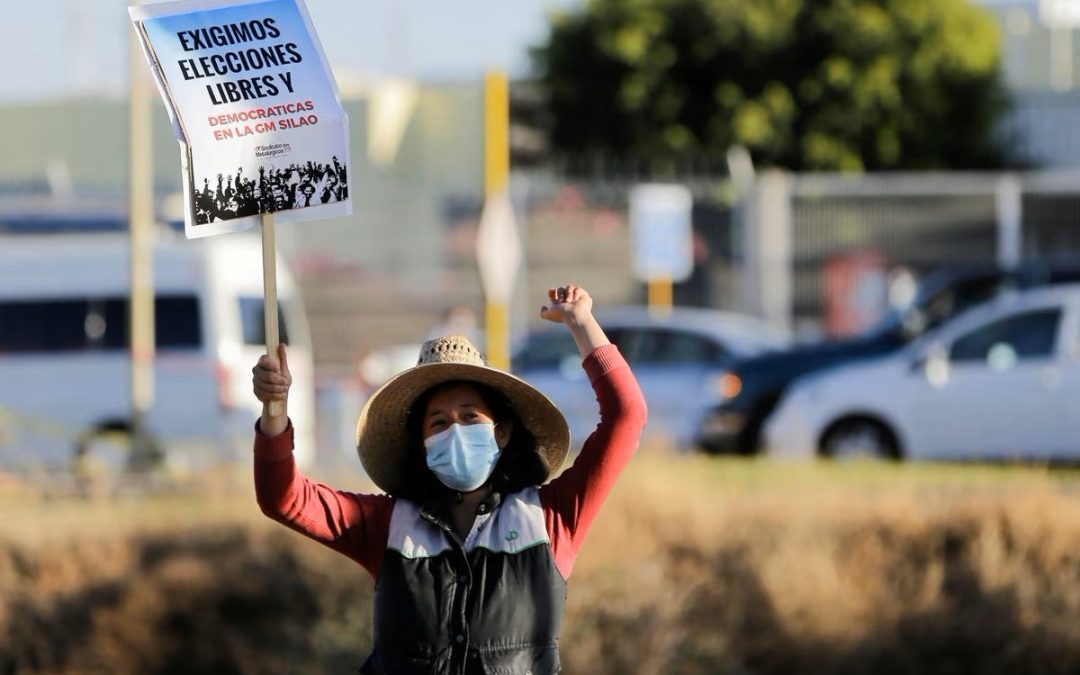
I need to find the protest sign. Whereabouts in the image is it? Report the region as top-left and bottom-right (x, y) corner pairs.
(129, 0), (351, 238)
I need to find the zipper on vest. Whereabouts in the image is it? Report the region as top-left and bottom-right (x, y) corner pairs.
(419, 508), (473, 675)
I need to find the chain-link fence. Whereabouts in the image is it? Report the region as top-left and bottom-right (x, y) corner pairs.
(507, 169), (1080, 344)
(783, 172), (1080, 336)
(8, 167), (1080, 369)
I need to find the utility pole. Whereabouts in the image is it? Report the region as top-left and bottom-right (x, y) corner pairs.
(129, 6), (157, 470)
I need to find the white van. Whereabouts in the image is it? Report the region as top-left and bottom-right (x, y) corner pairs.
(0, 229), (315, 477)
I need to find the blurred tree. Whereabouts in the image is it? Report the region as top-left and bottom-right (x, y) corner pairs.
(531, 0), (1010, 172)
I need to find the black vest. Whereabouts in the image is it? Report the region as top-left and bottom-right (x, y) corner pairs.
(361, 488), (566, 675)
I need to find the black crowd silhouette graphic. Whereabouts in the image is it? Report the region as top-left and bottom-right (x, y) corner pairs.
(194, 156), (348, 223)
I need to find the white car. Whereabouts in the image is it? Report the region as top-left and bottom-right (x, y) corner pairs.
(764, 284), (1080, 462)
(512, 306), (790, 451)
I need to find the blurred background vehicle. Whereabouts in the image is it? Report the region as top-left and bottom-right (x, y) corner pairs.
(763, 283), (1080, 462)
(697, 259), (1080, 455)
(0, 224), (316, 478)
(511, 306), (789, 451)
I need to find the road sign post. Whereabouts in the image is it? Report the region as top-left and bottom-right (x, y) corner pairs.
(476, 191), (521, 370)
(480, 71), (516, 370)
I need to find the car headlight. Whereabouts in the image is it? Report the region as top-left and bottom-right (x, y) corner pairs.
(713, 371), (743, 400)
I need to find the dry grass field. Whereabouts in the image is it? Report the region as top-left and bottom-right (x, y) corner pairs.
(1, 453), (1078, 674)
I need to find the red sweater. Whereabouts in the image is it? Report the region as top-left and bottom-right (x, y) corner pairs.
(254, 343), (647, 580)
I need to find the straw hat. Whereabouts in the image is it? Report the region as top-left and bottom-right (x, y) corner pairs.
(356, 335), (570, 495)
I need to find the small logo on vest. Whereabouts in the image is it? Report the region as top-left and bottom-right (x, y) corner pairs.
(506, 530), (519, 541)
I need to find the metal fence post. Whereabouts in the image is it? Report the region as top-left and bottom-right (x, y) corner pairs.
(740, 170), (793, 334)
(995, 174), (1022, 267)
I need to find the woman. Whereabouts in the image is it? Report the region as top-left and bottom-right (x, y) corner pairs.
(252, 284), (647, 674)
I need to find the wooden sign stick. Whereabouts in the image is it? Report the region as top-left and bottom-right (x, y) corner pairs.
(262, 212), (285, 418)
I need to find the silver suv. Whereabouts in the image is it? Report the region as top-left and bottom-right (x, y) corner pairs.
(512, 306), (789, 451)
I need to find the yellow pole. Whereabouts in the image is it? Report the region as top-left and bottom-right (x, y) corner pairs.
(484, 72), (509, 197)
(129, 11), (156, 468)
(484, 71), (510, 370)
(647, 276), (673, 318)
(485, 302), (510, 369)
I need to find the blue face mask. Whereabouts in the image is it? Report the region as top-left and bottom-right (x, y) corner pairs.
(424, 422), (502, 492)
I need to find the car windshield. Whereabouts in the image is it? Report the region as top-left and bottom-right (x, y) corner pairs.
(512, 330), (578, 371)
(858, 271), (1016, 344)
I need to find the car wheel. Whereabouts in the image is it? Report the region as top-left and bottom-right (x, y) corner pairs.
(735, 417), (765, 456)
(820, 418), (900, 460)
(73, 424), (165, 494)
(699, 440), (728, 455)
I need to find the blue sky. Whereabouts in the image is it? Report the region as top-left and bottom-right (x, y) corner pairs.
(0, 0), (581, 102)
